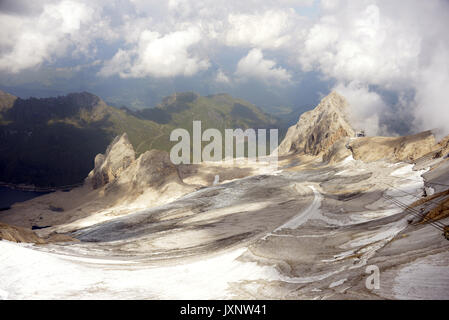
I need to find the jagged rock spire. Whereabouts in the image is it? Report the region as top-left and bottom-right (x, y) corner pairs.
(86, 133), (135, 189)
(278, 91), (355, 156)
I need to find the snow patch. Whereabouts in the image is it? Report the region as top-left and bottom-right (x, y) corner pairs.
(393, 251), (449, 300)
(329, 278), (347, 288)
(0, 240), (291, 299)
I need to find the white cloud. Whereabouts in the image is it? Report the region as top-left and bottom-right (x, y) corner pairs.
(412, 47), (449, 138)
(215, 69), (231, 84)
(299, 3), (421, 86)
(99, 27), (210, 78)
(235, 48), (291, 84)
(97, 49), (132, 78)
(225, 10), (295, 49)
(298, 0), (449, 135)
(0, 0), (96, 73)
(333, 82), (387, 136)
(2, 0), (449, 138)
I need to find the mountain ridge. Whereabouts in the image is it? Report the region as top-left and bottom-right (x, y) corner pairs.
(279, 91), (448, 164)
(0, 90), (283, 187)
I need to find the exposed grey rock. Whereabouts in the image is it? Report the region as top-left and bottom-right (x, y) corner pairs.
(278, 91), (355, 156)
(130, 149), (182, 190)
(86, 132), (185, 196)
(348, 130), (437, 163)
(87, 133), (135, 189)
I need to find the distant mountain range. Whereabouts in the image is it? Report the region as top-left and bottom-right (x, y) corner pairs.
(0, 90), (285, 187)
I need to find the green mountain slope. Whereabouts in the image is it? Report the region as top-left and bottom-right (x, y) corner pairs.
(133, 92), (282, 154)
(0, 90), (284, 187)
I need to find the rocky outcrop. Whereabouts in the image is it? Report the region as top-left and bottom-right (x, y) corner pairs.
(348, 131), (437, 163)
(0, 222), (76, 244)
(278, 91), (355, 156)
(0, 90), (17, 112)
(322, 130), (437, 164)
(130, 149), (181, 189)
(87, 133), (135, 189)
(278, 91), (440, 165)
(435, 134), (449, 159)
(322, 138), (353, 164)
(0, 222), (46, 244)
(86, 133), (184, 192)
(0, 133), (192, 231)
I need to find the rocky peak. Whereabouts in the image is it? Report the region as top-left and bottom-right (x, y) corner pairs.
(87, 133), (136, 189)
(3, 91), (107, 123)
(278, 91), (355, 156)
(65, 92), (102, 109)
(86, 133), (183, 192)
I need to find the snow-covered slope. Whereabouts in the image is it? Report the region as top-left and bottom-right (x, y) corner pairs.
(1, 91), (449, 300)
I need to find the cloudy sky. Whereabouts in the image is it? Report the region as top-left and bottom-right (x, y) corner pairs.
(1, 0), (449, 136)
